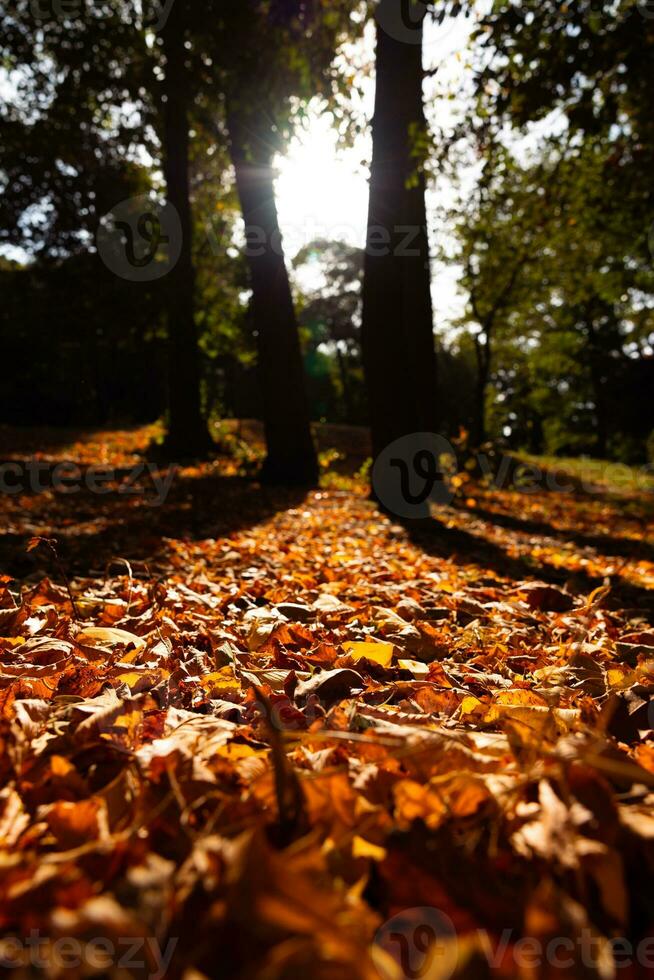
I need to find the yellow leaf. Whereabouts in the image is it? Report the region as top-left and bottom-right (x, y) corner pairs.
(607, 667), (632, 689)
(113, 670), (163, 692)
(199, 667), (240, 692)
(459, 695), (484, 717)
(217, 742), (259, 761)
(493, 689), (547, 707)
(114, 671), (144, 688)
(351, 835), (387, 862)
(342, 641), (394, 667)
(77, 626), (145, 652)
(394, 779), (446, 829)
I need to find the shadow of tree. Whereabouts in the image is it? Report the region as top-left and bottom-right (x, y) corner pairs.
(453, 500), (654, 565)
(0, 469), (308, 579)
(401, 513), (654, 613)
(2, 450), (653, 617)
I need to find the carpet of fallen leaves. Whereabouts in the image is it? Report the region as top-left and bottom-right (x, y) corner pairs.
(1, 427), (654, 979)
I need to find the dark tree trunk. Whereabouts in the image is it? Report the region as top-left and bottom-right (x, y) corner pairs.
(160, 0), (210, 456)
(584, 314), (609, 458)
(333, 343), (354, 422)
(589, 355), (609, 458)
(473, 377), (487, 446)
(228, 107), (318, 486)
(527, 412), (545, 455)
(473, 332), (490, 445)
(361, 4), (438, 464)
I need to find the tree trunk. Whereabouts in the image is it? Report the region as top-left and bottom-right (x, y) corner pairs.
(527, 412), (544, 455)
(228, 106), (318, 486)
(584, 315), (609, 458)
(589, 354), (609, 458)
(473, 377), (487, 446)
(473, 332), (490, 445)
(333, 342), (354, 422)
(361, 3), (438, 464)
(160, 0), (210, 456)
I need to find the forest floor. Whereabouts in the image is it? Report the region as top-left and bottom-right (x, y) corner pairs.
(1, 424), (654, 979)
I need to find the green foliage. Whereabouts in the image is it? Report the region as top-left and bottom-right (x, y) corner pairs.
(445, 6), (654, 458)
(0, 1), (158, 254)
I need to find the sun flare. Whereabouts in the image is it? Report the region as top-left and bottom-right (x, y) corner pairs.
(275, 114), (370, 259)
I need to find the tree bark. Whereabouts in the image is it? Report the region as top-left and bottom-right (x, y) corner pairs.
(585, 316), (609, 458)
(334, 343), (354, 422)
(361, 4), (438, 464)
(160, 0), (210, 456)
(228, 106), (318, 486)
(473, 331), (490, 445)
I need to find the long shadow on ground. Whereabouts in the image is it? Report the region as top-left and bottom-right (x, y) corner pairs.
(453, 500), (654, 565)
(0, 470), (308, 580)
(402, 514), (654, 614)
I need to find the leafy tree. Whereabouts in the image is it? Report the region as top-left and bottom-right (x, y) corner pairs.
(452, 136), (654, 458)
(0, 1), (154, 255)
(472, 0), (654, 281)
(437, 0), (654, 458)
(447, 147), (557, 443)
(475, 0), (654, 169)
(521, 140), (654, 458)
